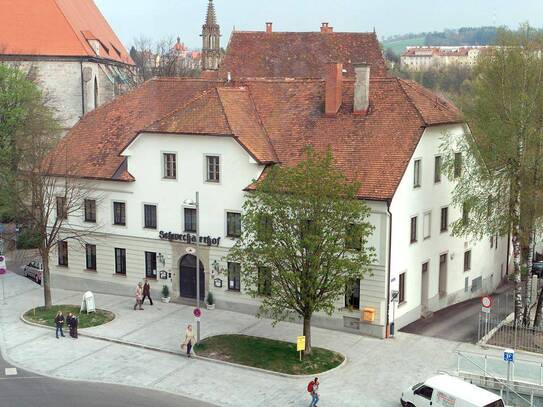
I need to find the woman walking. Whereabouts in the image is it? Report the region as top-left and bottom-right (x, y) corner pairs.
(182, 324), (196, 357)
(133, 282), (144, 310)
(142, 278), (153, 305)
(54, 311), (65, 339)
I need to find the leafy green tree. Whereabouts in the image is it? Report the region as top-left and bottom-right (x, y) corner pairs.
(229, 148), (375, 355)
(441, 26), (543, 324)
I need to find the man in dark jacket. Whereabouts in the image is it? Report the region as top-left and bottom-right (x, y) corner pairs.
(54, 311), (65, 339)
(142, 278), (153, 305)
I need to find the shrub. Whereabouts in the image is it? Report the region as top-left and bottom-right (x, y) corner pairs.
(161, 285), (170, 298)
(206, 291), (214, 305)
(16, 227), (41, 249)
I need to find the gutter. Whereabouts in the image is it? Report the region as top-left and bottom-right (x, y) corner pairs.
(385, 198), (392, 338)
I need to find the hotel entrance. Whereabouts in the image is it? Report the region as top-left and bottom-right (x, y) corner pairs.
(179, 254), (205, 299)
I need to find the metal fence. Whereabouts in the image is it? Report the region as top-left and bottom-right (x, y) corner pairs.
(484, 317), (543, 354)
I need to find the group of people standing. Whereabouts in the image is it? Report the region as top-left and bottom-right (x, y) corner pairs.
(54, 311), (78, 339)
(134, 279), (153, 310)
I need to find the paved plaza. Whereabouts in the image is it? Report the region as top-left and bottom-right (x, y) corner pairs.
(0, 270), (531, 406)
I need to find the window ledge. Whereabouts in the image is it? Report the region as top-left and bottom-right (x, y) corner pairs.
(84, 269), (97, 273)
(112, 273), (127, 278)
(57, 265), (69, 268)
(226, 289), (241, 294)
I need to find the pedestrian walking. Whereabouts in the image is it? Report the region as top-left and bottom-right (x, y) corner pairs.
(307, 377), (319, 407)
(181, 324), (196, 357)
(133, 282), (144, 310)
(54, 310), (65, 339)
(142, 278), (153, 306)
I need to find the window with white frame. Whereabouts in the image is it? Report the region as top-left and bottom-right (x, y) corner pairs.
(423, 212), (431, 239)
(413, 159), (421, 188)
(206, 155), (220, 182)
(410, 216), (418, 243)
(144, 204), (157, 229)
(163, 153), (177, 179)
(434, 156), (442, 183)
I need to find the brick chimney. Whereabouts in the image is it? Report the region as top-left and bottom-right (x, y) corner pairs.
(325, 63), (343, 116)
(321, 22), (333, 33)
(353, 63), (370, 114)
(266, 22), (273, 33)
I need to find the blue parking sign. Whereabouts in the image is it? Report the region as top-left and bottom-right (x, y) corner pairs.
(503, 350), (514, 362)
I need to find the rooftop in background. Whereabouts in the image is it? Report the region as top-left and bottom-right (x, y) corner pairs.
(0, 0), (133, 65)
(219, 22), (387, 79)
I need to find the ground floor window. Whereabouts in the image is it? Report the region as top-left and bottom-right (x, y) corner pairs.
(345, 278), (360, 309)
(399, 272), (406, 303)
(115, 248), (126, 275)
(58, 241), (68, 266)
(145, 251), (157, 279)
(227, 262), (241, 291)
(86, 244), (96, 270)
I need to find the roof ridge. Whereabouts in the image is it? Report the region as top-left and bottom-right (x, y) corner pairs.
(396, 78), (427, 126)
(214, 88), (235, 135)
(244, 88), (280, 163)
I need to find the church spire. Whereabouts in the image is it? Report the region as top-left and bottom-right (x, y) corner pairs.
(201, 0), (221, 71)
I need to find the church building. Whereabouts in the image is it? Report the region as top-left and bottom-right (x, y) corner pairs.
(0, 0), (135, 131)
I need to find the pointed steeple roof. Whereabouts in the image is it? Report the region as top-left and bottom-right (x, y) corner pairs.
(205, 0), (218, 27)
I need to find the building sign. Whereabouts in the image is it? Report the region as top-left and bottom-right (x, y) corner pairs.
(159, 231), (221, 247)
(159, 270), (168, 280)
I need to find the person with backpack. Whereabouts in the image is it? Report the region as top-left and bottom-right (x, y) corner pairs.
(307, 377), (319, 406)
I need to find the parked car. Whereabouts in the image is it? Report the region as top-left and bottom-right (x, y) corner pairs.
(401, 374), (505, 407)
(23, 261), (43, 285)
(532, 261), (543, 278)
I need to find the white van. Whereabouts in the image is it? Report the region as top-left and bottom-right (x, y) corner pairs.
(401, 374), (505, 407)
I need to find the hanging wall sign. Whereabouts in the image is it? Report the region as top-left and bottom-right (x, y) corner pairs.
(214, 278), (223, 288)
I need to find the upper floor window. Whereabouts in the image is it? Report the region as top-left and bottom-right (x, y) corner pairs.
(84, 199), (96, 223)
(440, 207), (448, 232)
(413, 159), (421, 188)
(399, 272), (406, 303)
(464, 250), (472, 271)
(434, 156), (442, 183)
(462, 202), (469, 225)
(56, 196), (67, 220)
(423, 212), (431, 240)
(226, 212), (241, 238)
(113, 202), (126, 226)
(184, 208), (197, 233)
(163, 153), (177, 179)
(144, 204), (157, 229)
(58, 241), (68, 266)
(206, 155), (220, 182)
(346, 224), (362, 251)
(454, 152), (462, 178)
(257, 267), (272, 296)
(410, 216), (418, 243)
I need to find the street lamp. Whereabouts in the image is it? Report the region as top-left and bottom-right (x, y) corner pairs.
(183, 192), (201, 342)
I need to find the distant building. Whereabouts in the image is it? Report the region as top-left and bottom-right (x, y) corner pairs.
(0, 0), (135, 131)
(400, 46), (489, 71)
(201, 0), (222, 72)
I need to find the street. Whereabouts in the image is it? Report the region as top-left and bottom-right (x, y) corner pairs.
(400, 283), (514, 343)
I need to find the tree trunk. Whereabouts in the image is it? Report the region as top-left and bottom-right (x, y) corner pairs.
(303, 315), (312, 356)
(522, 232), (534, 326)
(41, 246), (52, 309)
(512, 224), (523, 325)
(534, 286), (543, 328)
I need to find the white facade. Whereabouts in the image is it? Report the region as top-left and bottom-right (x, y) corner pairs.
(400, 46), (484, 72)
(49, 124), (507, 338)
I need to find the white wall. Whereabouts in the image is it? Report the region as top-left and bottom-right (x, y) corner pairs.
(390, 124), (508, 328)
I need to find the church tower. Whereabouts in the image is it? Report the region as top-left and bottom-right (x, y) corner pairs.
(201, 0), (221, 71)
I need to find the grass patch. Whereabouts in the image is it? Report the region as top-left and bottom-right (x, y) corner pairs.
(194, 334), (344, 375)
(24, 305), (114, 328)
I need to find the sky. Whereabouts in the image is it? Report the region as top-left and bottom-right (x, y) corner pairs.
(95, 0), (543, 49)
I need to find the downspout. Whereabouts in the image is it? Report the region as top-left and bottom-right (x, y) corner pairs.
(386, 199), (392, 338)
(80, 61), (85, 118)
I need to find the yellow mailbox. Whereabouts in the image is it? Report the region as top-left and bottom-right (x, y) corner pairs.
(362, 307), (375, 322)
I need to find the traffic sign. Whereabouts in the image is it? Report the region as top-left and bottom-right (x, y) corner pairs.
(481, 307), (490, 314)
(481, 296), (493, 308)
(193, 308), (202, 318)
(504, 349), (514, 362)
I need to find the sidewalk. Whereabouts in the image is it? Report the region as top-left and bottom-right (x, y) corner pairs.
(0, 271), (517, 406)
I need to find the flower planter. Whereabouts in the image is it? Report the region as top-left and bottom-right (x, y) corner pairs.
(161, 297), (171, 303)
(206, 303), (215, 310)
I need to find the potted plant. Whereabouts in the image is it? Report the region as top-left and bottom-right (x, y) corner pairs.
(161, 285), (171, 303)
(206, 291), (215, 310)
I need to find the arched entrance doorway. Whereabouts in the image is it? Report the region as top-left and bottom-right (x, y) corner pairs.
(179, 254), (205, 299)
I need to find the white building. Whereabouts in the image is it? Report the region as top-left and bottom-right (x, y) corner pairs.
(0, 0), (135, 131)
(400, 46), (488, 72)
(46, 59), (508, 337)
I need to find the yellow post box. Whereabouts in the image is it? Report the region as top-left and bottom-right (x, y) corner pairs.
(362, 307), (375, 322)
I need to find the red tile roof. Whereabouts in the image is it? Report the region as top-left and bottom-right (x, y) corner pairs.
(48, 76), (461, 200)
(219, 31), (387, 79)
(0, 0), (133, 65)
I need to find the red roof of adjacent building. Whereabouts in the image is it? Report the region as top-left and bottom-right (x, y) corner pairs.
(0, 0), (133, 65)
(219, 30), (387, 79)
(47, 76), (461, 200)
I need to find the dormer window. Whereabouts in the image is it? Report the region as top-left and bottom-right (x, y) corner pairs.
(89, 39), (100, 56)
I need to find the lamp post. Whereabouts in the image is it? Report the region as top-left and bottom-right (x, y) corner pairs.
(184, 192), (201, 342)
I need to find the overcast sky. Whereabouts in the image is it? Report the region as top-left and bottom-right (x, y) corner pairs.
(95, 0), (543, 49)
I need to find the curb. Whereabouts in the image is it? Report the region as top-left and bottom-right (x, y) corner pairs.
(20, 313), (347, 379)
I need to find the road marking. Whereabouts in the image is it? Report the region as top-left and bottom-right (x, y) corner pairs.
(5, 368), (17, 376)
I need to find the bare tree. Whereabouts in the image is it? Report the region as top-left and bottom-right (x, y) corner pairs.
(0, 64), (101, 308)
